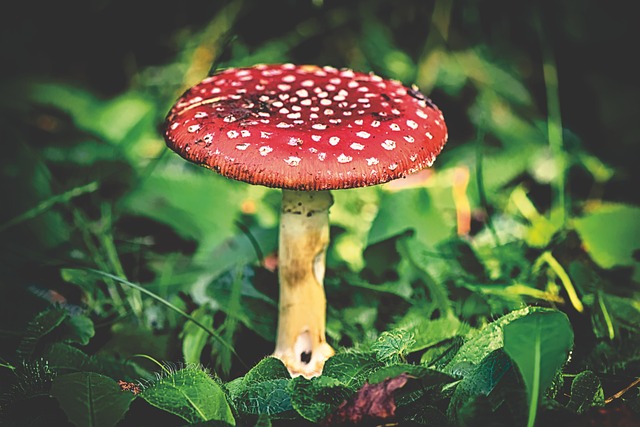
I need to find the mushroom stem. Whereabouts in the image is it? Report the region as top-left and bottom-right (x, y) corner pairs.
(273, 189), (335, 378)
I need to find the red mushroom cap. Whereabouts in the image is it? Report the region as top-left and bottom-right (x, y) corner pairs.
(164, 64), (448, 191)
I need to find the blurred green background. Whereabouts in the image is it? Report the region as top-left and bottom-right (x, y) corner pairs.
(1, 0), (639, 389)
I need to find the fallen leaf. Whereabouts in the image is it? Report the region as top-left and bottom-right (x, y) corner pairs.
(324, 373), (409, 425)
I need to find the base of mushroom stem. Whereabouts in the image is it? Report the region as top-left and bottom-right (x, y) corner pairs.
(273, 340), (335, 378)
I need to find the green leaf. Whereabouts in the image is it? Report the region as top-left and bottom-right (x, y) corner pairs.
(140, 366), (235, 425)
(122, 171), (247, 250)
(447, 349), (524, 425)
(503, 310), (574, 427)
(394, 311), (466, 352)
(322, 352), (383, 391)
(442, 306), (542, 375)
(242, 357), (290, 384)
(367, 188), (451, 249)
(231, 357), (293, 417)
(289, 375), (352, 423)
(573, 204), (640, 273)
(59, 313), (95, 346)
(235, 379), (293, 416)
(17, 308), (67, 358)
(371, 330), (416, 365)
(181, 306), (214, 365)
(50, 372), (135, 427)
(43, 343), (91, 372)
(566, 370), (605, 414)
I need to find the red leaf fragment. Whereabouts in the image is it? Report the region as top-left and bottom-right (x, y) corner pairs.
(325, 373), (410, 426)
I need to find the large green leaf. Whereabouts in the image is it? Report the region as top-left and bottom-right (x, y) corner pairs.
(289, 375), (352, 423)
(503, 310), (574, 427)
(367, 187), (452, 249)
(50, 372), (135, 427)
(447, 349), (525, 426)
(122, 170), (247, 250)
(573, 204), (640, 276)
(442, 306), (539, 375)
(17, 307), (95, 358)
(231, 357), (294, 417)
(140, 366), (235, 425)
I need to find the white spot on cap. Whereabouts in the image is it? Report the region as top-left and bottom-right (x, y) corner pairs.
(416, 110), (428, 119)
(277, 84), (291, 91)
(282, 75), (296, 83)
(382, 139), (396, 150)
(371, 120), (380, 128)
(425, 132), (433, 139)
(320, 99), (332, 106)
(324, 109), (334, 115)
(241, 130), (251, 137)
(284, 156), (301, 166)
(171, 122), (179, 130)
(277, 122), (292, 128)
(329, 136), (340, 145)
(295, 89), (309, 98)
(259, 146), (273, 156)
(194, 112), (208, 118)
(318, 152), (327, 161)
(356, 131), (370, 139)
(272, 101), (284, 108)
(227, 130), (239, 139)
(301, 99), (312, 106)
(366, 157), (379, 166)
(337, 154), (353, 163)
(288, 137), (302, 146)
(388, 163), (398, 170)
(211, 87), (221, 94)
(350, 142), (365, 150)
(355, 119), (363, 125)
(224, 116), (236, 123)
(406, 120), (418, 129)
(310, 113), (319, 119)
(235, 143), (250, 150)
(348, 81), (359, 88)
(301, 79), (314, 87)
(279, 107), (290, 114)
(312, 135), (321, 142)
(403, 135), (415, 143)
(410, 154), (418, 161)
(389, 123), (401, 131)
(392, 109), (401, 115)
(287, 112), (301, 119)
(261, 132), (272, 139)
(188, 124), (201, 133)
(312, 124), (327, 130)
(203, 134), (214, 143)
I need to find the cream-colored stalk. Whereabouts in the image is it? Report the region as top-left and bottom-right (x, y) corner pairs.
(272, 189), (335, 378)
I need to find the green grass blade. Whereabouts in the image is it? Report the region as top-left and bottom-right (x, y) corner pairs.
(85, 269), (246, 368)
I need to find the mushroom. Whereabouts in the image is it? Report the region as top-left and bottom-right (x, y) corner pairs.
(163, 64), (448, 378)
